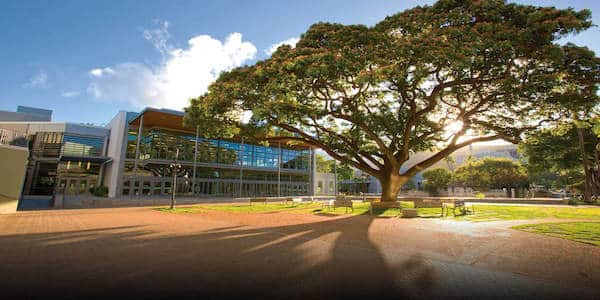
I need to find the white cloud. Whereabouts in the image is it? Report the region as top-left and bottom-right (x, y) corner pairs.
(143, 20), (172, 56)
(90, 67), (114, 77)
(87, 62), (164, 107)
(23, 69), (48, 88)
(265, 37), (299, 55)
(87, 22), (257, 110)
(61, 90), (80, 98)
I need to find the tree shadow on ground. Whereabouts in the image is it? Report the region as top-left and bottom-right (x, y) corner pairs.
(0, 212), (437, 299)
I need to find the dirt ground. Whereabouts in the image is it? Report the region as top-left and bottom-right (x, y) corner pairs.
(0, 206), (598, 300)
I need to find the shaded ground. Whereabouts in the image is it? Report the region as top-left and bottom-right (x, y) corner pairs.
(0, 207), (599, 299)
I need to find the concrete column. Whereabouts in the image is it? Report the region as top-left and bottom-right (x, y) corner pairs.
(309, 147), (316, 196)
(133, 114), (143, 177)
(277, 142), (281, 198)
(239, 137), (244, 198)
(192, 125), (199, 196)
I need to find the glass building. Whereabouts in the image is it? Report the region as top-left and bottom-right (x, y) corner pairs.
(0, 106), (317, 208)
(119, 108), (313, 198)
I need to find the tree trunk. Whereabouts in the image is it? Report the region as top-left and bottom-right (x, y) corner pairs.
(379, 175), (407, 202)
(577, 126), (593, 203)
(593, 148), (600, 196)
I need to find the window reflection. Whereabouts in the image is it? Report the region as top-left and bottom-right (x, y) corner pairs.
(126, 128), (310, 170)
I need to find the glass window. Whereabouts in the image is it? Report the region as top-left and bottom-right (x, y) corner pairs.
(62, 134), (104, 157)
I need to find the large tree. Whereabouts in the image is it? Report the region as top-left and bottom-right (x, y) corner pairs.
(185, 0), (599, 201)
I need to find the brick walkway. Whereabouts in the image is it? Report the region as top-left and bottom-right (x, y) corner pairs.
(0, 207), (598, 299)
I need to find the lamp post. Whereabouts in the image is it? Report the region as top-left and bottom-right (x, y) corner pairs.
(170, 149), (181, 209)
(361, 173), (369, 201)
(239, 137), (244, 198)
(333, 161), (338, 196)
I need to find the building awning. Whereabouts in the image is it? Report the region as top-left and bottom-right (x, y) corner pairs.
(128, 107), (190, 132)
(128, 107), (311, 150)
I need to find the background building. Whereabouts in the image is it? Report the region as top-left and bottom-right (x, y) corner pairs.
(0, 105), (52, 122)
(106, 108), (315, 199)
(0, 105), (326, 210)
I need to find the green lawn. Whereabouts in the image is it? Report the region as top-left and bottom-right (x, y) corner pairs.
(155, 202), (600, 223)
(201, 202), (404, 216)
(513, 222), (600, 246)
(453, 205), (600, 222)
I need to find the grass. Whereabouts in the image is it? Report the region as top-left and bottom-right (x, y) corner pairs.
(154, 202), (600, 247)
(155, 201), (438, 218)
(453, 205), (600, 222)
(513, 222), (600, 246)
(154, 202), (600, 222)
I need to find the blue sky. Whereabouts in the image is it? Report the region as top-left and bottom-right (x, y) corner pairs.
(0, 0), (598, 125)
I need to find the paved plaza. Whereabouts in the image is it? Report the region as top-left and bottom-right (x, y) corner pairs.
(0, 206), (599, 299)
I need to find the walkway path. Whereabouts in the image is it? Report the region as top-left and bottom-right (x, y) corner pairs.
(0, 207), (598, 299)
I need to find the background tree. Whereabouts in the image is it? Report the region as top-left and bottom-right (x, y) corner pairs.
(401, 179), (416, 191)
(452, 158), (528, 197)
(451, 158), (486, 191)
(185, 0), (599, 201)
(316, 154), (332, 173)
(520, 121), (600, 198)
(422, 168), (452, 196)
(316, 153), (355, 182)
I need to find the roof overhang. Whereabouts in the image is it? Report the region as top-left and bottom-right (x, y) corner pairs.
(128, 107), (311, 150)
(128, 107), (190, 132)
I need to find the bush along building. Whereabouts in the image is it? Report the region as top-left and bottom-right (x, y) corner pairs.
(0, 106), (328, 210)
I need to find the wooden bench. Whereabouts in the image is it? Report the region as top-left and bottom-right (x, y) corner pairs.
(282, 197), (295, 205)
(401, 208), (418, 218)
(363, 197), (380, 203)
(367, 200), (402, 216)
(445, 200), (475, 216)
(300, 197), (314, 203)
(413, 199), (444, 216)
(322, 198), (354, 213)
(249, 197), (268, 205)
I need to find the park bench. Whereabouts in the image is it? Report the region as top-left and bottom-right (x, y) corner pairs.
(300, 196), (314, 203)
(249, 197), (268, 205)
(282, 197), (295, 205)
(322, 196), (354, 213)
(362, 197), (402, 216)
(413, 199), (445, 216)
(444, 200), (475, 216)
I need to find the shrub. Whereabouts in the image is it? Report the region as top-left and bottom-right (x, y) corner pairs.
(89, 186), (109, 197)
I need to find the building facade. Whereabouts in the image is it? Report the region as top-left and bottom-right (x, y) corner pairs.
(0, 106), (323, 208)
(104, 108), (315, 199)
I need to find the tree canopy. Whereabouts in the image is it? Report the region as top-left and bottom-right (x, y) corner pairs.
(316, 154), (355, 181)
(452, 157), (528, 194)
(185, 0), (599, 201)
(520, 121), (600, 194)
(422, 168), (452, 196)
